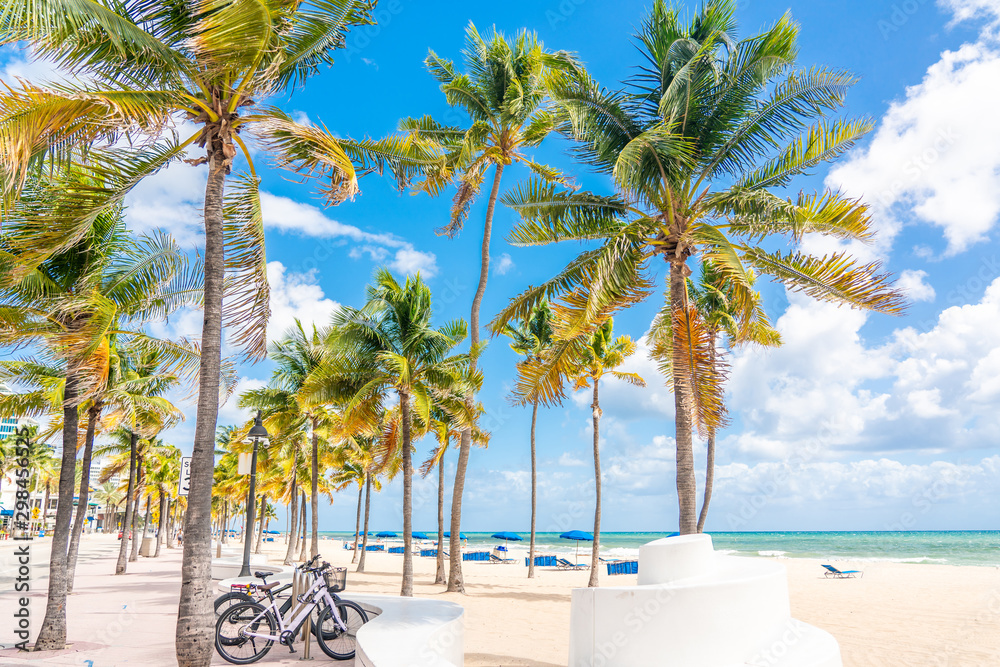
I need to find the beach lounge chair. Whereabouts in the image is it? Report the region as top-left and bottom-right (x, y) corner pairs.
(419, 548), (437, 557)
(490, 553), (515, 563)
(556, 558), (588, 570)
(388, 546), (405, 554)
(822, 564), (862, 578)
(606, 560), (639, 575)
(365, 544), (385, 552)
(526, 555), (558, 567)
(462, 551), (490, 562)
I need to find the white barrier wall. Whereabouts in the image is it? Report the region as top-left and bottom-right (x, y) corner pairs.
(569, 534), (842, 667)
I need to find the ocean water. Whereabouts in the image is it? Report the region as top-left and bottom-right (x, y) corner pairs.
(317, 531), (1000, 566)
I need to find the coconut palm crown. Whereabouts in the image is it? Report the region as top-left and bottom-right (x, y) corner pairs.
(493, 0), (906, 534)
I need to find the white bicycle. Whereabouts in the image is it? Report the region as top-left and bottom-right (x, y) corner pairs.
(214, 555), (367, 663)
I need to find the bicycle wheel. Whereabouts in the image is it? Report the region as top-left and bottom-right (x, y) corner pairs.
(314, 600), (368, 660)
(214, 601), (275, 664)
(215, 591), (255, 617)
(312, 598), (366, 641)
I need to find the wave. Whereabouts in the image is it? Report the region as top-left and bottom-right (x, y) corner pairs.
(758, 550), (787, 557)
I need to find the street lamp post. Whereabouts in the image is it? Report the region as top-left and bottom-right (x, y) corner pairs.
(239, 411), (270, 578)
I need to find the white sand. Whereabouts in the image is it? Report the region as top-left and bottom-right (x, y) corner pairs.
(3, 535), (999, 666)
(312, 539), (1000, 666)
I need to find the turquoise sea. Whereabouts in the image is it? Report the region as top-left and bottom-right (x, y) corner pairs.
(317, 531), (1000, 566)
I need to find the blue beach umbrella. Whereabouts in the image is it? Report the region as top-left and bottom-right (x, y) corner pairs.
(560, 530), (594, 562)
(491, 531), (523, 553)
(376, 531), (397, 538)
(411, 532), (430, 540)
(443, 532), (468, 541)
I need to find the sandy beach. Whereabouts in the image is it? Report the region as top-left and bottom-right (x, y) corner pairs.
(2, 534), (999, 666)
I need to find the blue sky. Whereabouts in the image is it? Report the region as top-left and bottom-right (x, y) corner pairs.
(4, 0), (1000, 533)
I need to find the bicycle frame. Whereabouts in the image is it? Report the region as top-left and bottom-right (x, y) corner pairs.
(237, 570), (346, 643)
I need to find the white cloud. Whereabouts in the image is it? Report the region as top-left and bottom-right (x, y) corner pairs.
(494, 253), (515, 276)
(828, 5), (1000, 255)
(126, 154), (207, 247)
(388, 248), (438, 277)
(897, 269), (937, 302)
(726, 277), (1000, 459)
(713, 456), (1000, 506)
(265, 261), (340, 342)
(218, 377), (268, 427)
(558, 452), (587, 467)
(259, 193), (437, 276)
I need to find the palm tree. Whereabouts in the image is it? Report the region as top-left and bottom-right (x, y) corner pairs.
(501, 299), (554, 578)
(421, 406), (487, 586)
(0, 185), (194, 646)
(93, 481), (124, 534)
(495, 0), (905, 534)
(306, 270), (477, 596)
(146, 443), (182, 557)
(565, 319), (644, 586)
(649, 261), (779, 532)
(0, 4), (429, 659)
(400, 24), (573, 593)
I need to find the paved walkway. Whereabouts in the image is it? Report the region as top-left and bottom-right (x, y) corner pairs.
(0, 535), (352, 666)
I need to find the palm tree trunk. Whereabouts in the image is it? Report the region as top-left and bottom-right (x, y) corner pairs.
(40, 484), (50, 535)
(434, 451), (446, 585)
(140, 494), (152, 555)
(169, 499), (178, 548)
(221, 501), (228, 545)
(670, 259), (698, 535)
(528, 399), (538, 579)
(66, 405), (98, 594)
(357, 473), (371, 573)
(400, 392), (413, 597)
(352, 481), (362, 565)
(449, 162), (505, 594)
(155, 490), (167, 557)
(310, 418), (320, 558)
(116, 433), (138, 575)
(298, 491), (308, 562)
(175, 148), (228, 667)
(33, 373), (80, 650)
(129, 463), (144, 562)
(284, 473), (299, 565)
(589, 380), (602, 588)
(254, 494), (265, 554)
(697, 335), (719, 534)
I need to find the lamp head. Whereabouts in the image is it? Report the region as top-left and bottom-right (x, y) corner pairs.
(246, 410), (270, 447)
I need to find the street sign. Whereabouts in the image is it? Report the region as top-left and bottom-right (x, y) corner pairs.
(179, 456), (192, 496)
(238, 451), (252, 475)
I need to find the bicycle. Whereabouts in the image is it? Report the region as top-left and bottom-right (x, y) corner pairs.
(214, 556), (368, 663)
(215, 566), (363, 643)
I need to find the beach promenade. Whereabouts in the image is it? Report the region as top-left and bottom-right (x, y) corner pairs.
(2, 534), (999, 665)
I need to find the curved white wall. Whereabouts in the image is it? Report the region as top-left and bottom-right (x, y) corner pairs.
(569, 534), (841, 667)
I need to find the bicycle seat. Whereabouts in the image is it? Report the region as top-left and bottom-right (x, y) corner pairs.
(253, 571), (270, 580)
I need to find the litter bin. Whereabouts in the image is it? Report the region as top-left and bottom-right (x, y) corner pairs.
(139, 536), (154, 557)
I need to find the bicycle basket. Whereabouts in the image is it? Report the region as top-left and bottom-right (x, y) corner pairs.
(323, 567), (347, 593)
